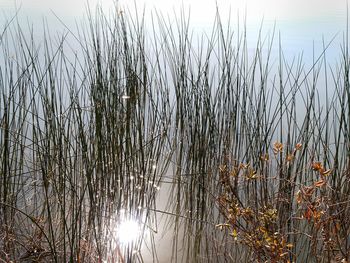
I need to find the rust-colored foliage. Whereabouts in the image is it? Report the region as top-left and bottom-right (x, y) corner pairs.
(217, 143), (350, 262)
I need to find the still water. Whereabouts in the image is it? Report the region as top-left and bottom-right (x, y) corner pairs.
(0, 1), (348, 262)
(0, 0), (348, 73)
(0, 0), (348, 63)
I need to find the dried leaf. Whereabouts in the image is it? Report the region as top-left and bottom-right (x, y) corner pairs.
(286, 243), (293, 248)
(302, 186), (315, 197)
(231, 228), (238, 237)
(312, 162), (323, 171)
(286, 154), (294, 163)
(312, 210), (323, 221)
(321, 169), (332, 176)
(336, 222), (341, 231)
(261, 153), (269, 161)
(304, 207), (313, 221)
(296, 190), (303, 204)
(215, 223), (230, 230)
(230, 169), (238, 177)
(295, 143), (302, 150)
(314, 179), (326, 188)
(239, 163), (249, 169)
(219, 165), (227, 172)
(273, 142), (283, 154)
(246, 169), (258, 180)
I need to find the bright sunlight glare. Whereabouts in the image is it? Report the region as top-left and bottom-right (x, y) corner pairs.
(117, 220), (141, 245)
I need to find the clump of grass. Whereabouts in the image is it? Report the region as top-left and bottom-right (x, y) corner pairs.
(0, 6), (172, 262)
(160, 9), (350, 262)
(0, 4), (350, 263)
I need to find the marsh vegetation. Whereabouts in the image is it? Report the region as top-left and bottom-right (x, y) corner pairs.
(0, 5), (349, 263)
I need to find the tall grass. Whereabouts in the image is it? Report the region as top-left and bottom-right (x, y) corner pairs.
(0, 5), (349, 262)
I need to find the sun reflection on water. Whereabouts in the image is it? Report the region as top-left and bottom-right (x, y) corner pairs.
(117, 219), (141, 245)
